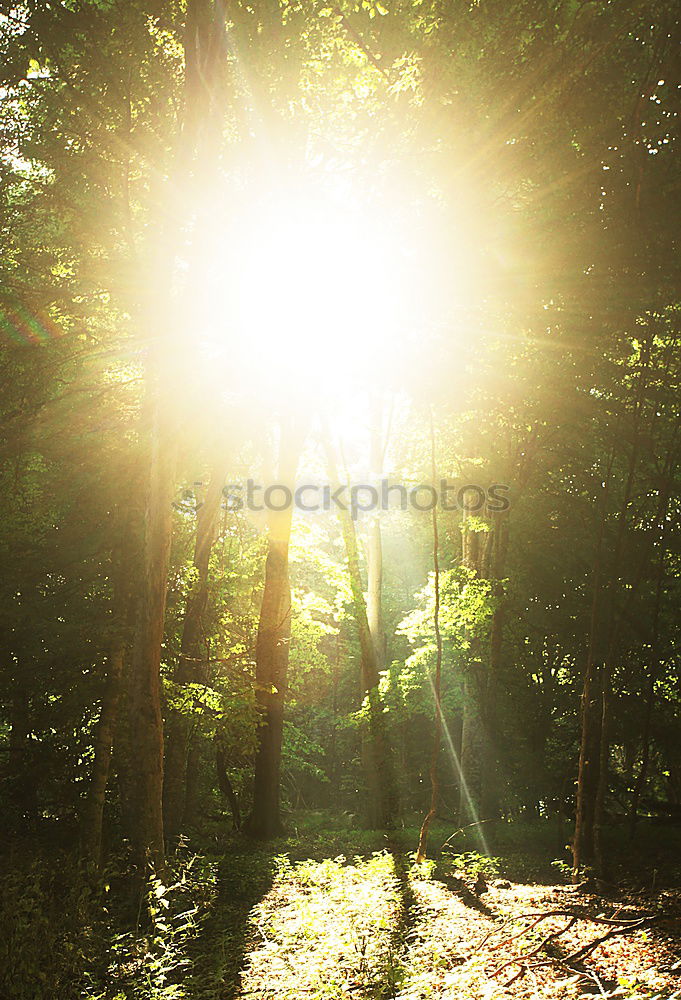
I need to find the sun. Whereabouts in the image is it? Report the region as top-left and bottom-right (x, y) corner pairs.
(184, 174), (419, 403)
(172, 161), (492, 418)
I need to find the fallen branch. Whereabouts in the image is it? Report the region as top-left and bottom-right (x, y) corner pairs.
(488, 910), (663, 986)
(562, 915), (660, 964)
(490, 918), (578, 979)
(469, 916), (513, 956)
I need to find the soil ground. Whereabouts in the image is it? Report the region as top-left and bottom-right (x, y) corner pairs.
(172, 816), (681, 1000)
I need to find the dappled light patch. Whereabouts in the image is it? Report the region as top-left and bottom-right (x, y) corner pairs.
(397, 871), (681, 1000)
(397, 873), (505, 1000)
(236, 851), (403, 998)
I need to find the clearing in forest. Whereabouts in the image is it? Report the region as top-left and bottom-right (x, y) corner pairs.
(181, 833), (680, 1000)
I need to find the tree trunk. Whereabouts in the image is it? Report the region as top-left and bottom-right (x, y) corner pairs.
(367, 395), (386, 672)
(367, 518), (384, 668)
(123, 0), (227, 872)
(81, 512), (137, 865)
(82, 642), (126, 865)
(458, 489), (487, 825)
(628, 474), (672, 837)
(628, 672), (655, 839)
(416, 413), (442, 861)
(481, 588), (504, 822)
(572, 492), (607, 876)
(573, 662), (603, 871)
(338, 496), (398, 828)
(577, 328), (653, 874)
(216, 741), (241, 830)
(246, 422), (300, 839)
(164, 467), (225, 842)
(482, 510), (508, 822)
(323, 425), (397, 828)
(594, 667), (611, 872)
(127, 396), (176, 870)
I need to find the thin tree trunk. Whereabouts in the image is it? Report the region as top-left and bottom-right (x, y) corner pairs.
(183, 739), (203, 830)
(416, 413), (442, 861)
(128, 395), (176, 870)
(367, 520), (384, 665)
(573, 508), (606, 875)
(629, 673), (655, 838)
(593, 667), (611, 871)
(164, 467), (225, 842)
(82, 642), (126, 865)
(81, 513), (137, 865)
(367, 395), (385, 672)
(329, 634), (341, 800)
(579, 329), (653, 874)
(216, 740), (241, 830)
(482, 584), (505, 821)
(246, 421), (301, 839)
(340, 502), (398, 826)
(458, 488), (486, 825)
(629, 470), (672, 837)
(575, 393), (638, 874)
(323, 424), (397, 827)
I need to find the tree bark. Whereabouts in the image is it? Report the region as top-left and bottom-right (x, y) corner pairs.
(127, 395), (176, 870)
(163, 467), (225, 842)
(216, 740), (241, 830)
(367, 395), (386, 672)
(246, 421), (301, 839)
(458, 489), (486, 825)
(416, 412), (442, 861)
(81, 516), (136, 865)
(334, 479), (398, 828)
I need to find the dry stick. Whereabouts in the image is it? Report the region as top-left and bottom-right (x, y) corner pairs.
(489, 912), (562, 951)
(469, 916), (514, 956)
(514, 909), (656, 926)
(488, 908), (659, 958)
(490, 918), (578, 979)
(491, 913), (662, 985)
(415, 410), (443, 862)
(562, 915), (660, 964)
(583, 966), (608, 998)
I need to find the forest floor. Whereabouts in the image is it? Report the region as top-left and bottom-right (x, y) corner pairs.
(3, 814), (678, 999)
(164, 815), (681, 1000)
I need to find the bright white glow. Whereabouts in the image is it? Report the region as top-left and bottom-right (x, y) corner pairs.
(175, 164), (495, 416)
(188, 179), (416, 400)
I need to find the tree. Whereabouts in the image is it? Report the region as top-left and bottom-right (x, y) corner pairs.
(246, 418), (302, 839)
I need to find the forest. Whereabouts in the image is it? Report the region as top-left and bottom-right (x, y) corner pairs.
(0, 1), (680, 998)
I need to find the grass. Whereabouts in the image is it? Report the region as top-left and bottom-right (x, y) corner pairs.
(2, 814), (679, 1000)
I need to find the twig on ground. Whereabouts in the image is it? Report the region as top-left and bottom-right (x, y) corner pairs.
(490, 917), (578, 980)
(488, 908), (663, 985)
(468, 916), (513, 956)
(562, 915), (660, 964)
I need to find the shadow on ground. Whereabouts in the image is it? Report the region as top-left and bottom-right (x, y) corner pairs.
(182, 842), (277, 1000)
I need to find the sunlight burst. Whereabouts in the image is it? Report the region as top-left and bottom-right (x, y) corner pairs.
(188, 178), (419, 400)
